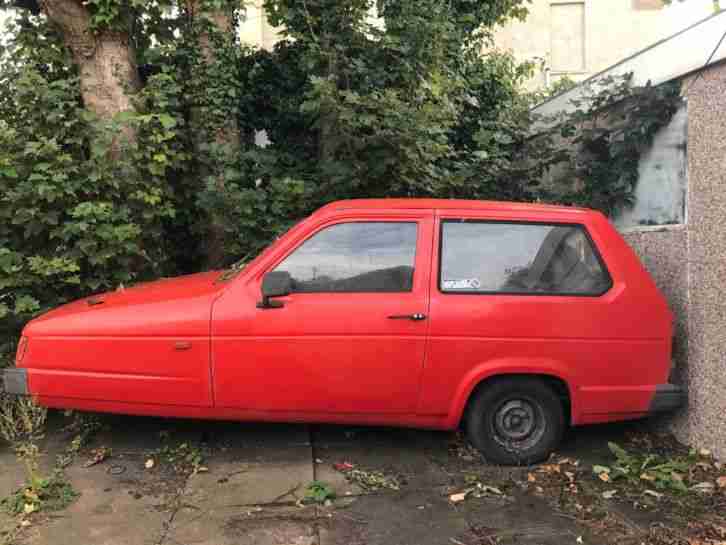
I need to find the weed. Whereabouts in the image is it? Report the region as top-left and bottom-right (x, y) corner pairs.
(152, 442), (205, 474)
(593, 442), (698, 493)
(2, 470), (77, 516)
(57, 412), (105, 468)
(304, 481), (335, 504)
(350, 468), (401, 490)
(0, 396), (47, 493)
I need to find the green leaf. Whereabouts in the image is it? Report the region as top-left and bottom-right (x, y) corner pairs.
(157, 114), (176, 129)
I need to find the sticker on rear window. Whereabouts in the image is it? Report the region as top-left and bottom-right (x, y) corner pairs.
(442, 278), (481, 290)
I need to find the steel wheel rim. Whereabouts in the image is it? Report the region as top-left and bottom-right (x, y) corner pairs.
(491, 397), (546, 452)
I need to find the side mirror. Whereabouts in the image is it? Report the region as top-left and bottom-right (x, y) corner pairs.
(257, 271), (292, 309)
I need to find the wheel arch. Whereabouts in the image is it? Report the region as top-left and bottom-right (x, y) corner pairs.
(446, 362), (577, 429)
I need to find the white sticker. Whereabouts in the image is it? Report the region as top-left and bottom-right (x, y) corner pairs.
(442, 278), (481, 290)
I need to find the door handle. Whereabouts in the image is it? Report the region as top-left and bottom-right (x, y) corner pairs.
(387, 313), (427, 321)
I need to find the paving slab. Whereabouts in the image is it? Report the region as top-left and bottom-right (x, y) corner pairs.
(314, 440), (451, 497)
(24, 460), (171, 545)
(0, 445), (23, 540)
(319, 490), (468, 545)
(184, 455), (314, 507)
(456, 490), (603, 545)
(0, 444), (25, 499)
(166, 503), (318, 545)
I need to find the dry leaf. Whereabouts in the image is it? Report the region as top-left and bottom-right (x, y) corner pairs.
(145, 459), (155, 469)
(602, 489), (617, 499)
(598, 472), (610, 482)
(479, 485), (503, 495)
(565, 471), (575, 482)
(691, 481), (715, 493)
(644, 489), (663, 499)
(640, 473), (656, 482)
(716, 476), (726, 489)
(23, 503), (36, 515)
(449, 492), (467, 503)
(527, 473), (536, 483)
(699, 448), (712, 457)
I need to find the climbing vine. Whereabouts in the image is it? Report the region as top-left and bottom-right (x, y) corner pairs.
(540, 74), (684, 217)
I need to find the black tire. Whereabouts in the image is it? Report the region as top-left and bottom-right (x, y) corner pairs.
(465, 378), (565, 465)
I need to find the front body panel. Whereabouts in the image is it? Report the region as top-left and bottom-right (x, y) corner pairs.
(211, 211), (434, 414)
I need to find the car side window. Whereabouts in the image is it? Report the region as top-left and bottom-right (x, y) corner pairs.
(440, 221), (611, 295)
(273, 222), (418, 293)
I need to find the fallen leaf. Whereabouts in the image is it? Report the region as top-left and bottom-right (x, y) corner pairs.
(479, 485), (503, 495)
(671, 471), (684, 482)
(527, 473), (536, 483)
(449, 492), (468, 503)
(598, 473), (610, 482)
(556, 457), (574, 465)
(196, 466), (209, 473)
(592, 465), (610, 475)
(691, 481), (715, 493)
(644, 489), (663, 499)
(23, 503), (36, 515)
(565, 471), (575, 482)
(20, 520), (31, 527)
(602, 489), (618, 499)
(640, 473), (656, 482)
(576, 536), (583, 543)
(333, 462), (354, 472)
(85, 446), (112, 468)
(716, 476), (726, 489)
(699, 448), (712, 457)
(145, 459), (155, 469)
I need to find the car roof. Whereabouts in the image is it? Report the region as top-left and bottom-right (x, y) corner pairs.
(316, 198), (595, 217)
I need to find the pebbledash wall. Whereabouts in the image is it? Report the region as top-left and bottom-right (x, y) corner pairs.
(533, 11), (726, 458)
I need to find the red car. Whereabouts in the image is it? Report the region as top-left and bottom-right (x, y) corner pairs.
(4, 199), (685, 464)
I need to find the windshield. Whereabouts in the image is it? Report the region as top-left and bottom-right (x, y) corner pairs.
(215, 217), (310, 283)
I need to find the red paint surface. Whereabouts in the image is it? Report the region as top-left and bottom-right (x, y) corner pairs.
(19, 199), (674, 429)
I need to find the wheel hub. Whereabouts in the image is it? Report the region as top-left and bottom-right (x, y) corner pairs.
(494, 400), (537, 441)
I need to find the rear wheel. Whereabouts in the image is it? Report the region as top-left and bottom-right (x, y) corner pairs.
(465, 378), (565, 465)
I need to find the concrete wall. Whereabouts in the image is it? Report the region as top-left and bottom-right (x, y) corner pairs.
(677, 62), (726, 458)
(498, 0), (720, 92)
(239, 1), (282, 50)
(618, 62), (726, 459)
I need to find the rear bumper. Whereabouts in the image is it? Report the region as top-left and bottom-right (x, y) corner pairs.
(2, 368), (28, 396)
(649, 384), (687, 413)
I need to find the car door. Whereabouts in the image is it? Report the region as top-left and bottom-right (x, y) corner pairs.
(212, 211), (433, 415)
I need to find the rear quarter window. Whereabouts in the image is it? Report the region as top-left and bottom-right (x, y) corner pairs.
(439, 220), (612, 296)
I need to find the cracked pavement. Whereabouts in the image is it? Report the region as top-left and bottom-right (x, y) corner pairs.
(0, 414), (627, 545)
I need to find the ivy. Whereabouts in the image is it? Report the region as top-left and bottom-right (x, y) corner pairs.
(0, 14), (179, 344)
(541, 74), (683, 217)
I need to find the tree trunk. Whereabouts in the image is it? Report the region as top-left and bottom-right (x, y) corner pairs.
(186, 0), (240, 269)
(38, 0), (140, 150)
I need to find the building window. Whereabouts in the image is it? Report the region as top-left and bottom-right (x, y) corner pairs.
(632, 0), (665, 10)
(550, 1), (586, 73)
